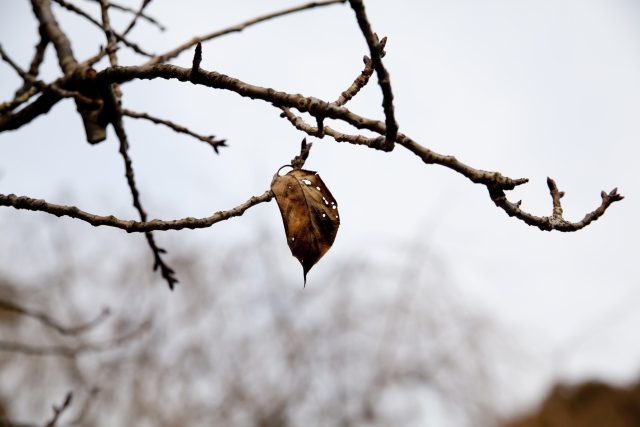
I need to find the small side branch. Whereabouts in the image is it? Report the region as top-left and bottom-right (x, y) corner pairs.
(146, 0), (347, 65)
(348, 0), (397, 151)
(84, 0), (165, 32)
(122, 109), (226, 153)
(333, 54), (374, 107)
(280, 107), (379, 148)
(0, 319), (151, 357)
(0, 191), (275, 232)
(121, 0), (152, 36)
(488, 179), (624, 232)
(43, 393), (72, 427)
(0, 299), (110, 335)
(16, 25), (50, 98)
(52, 0), (154, 57)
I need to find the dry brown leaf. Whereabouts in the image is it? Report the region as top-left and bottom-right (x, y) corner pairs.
(271, 168), (340, 285)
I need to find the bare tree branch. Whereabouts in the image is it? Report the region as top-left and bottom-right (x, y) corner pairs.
(333, 55), (374, 107)
(145, 0), (347, 66)
(280, 107), (378, 148)
(83, 0), (165, 32)
(122, 109), (227, 153)
(0, 44), (31, 80)
(85, 63), (625, 230)
(43, 392), (72, 427)
(0, 319), (151, 357)
(348, 0), (397, 151)
(15, 25), (50, 98)
(0, 87), (41, 115)
(0, 299), (110, 335)
(121, 0), (151, 36)
(97, 2), (178, 289)
(30, 0), (108, 143)
(51, 0), (154, 57)
(0, 191), (275, 232)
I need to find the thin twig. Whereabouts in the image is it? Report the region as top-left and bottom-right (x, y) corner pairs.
(0, 191), (275, 232)
(122, 109), (226, 153)
(280, 107), (378, 148)
(348, 0), (397, 151)
(0, 318), (151, 358)
(0, 299), (110, 335)
(121, 0), (151, 36)
(43, 392), (72, 427)
(0, 87), (41, 115)
(333, 55), (374, 107)
(145, 0), (347, 65)
(15, 25), (50, 97)
(113, 104), (179, 288)
(0, 44), (30, 79)
(52, 0), (154, 57)
(84, 0), (165, 31)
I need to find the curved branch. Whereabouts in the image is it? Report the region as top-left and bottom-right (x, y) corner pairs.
(333, 55), (374, 107)
(52, 0), (154, 57)
(145, 0), (347, 66)
(348, 0), (397, 151)
(122, 108), (226, 153)
(0, 191), (274, 232)
(0, 299), (110, 335)
(88, 62), (623, 231)
(280, 106), (379, 148)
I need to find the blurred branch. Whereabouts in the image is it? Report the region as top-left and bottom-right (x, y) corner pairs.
(43, 392), (72, 427)
(348, 0), (397, 151)
(16, 25), (49, 98)
(145, 0), (347, 65)
(120, 0), (152, 36)
(0, 191), (274, 232)
(122, 109), (227, 153)
(0, 318), (152, 357)
(0, 299), (110, 335)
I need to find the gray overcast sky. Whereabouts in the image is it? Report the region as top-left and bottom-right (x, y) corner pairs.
(1, 0), (639, 412)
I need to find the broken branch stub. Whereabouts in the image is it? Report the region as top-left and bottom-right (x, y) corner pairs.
(271, 168), (340, 285)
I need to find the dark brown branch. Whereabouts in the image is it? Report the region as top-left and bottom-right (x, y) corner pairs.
(98, 3), (177, 288)
(84, 0), (165, 32)
(0, 87), (41, 114)
(0, 191), (275, 232)
(121, 0), (151, 36)
(280, 106), (379, 148)
(291, 137), (312, 169)
(487, 180), (624, 232)
(0, 44), (31, 80)
(547, 177), (565, 219)
(0, 90), (62, 131)
(122, 109), (226, 153)
(31, 0), (108, 143)
(43, 393), (72, 427)
(112, 105), (179, 288)
(0, 299), (110, 335)
(90, 64), (535, 189)
(0, 318), (151, 357)
(348, 0), (397, 151)
(333, 55), (374, 107)
(145, 0), (347, 66)
(51, 0), (154, 57)
(31, 0), (77, 75)
(16, 25), (50, 97)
